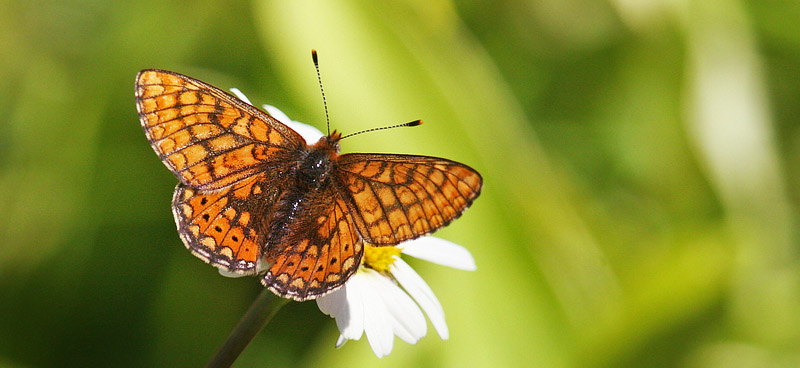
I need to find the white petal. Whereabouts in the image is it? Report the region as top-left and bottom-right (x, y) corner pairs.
(399, 237), (477, 271)
(285, 120), (325, 145)
(361, 269), (394, 357)
(390, 259), (449, 340)
(229, 88), (253, 105)
(316, 285), (346, 317)
(335, 334), (347, 348)
(262, 104), (293, 126)
(373, 273), (427, 344)
(337, 275), (365, 341)
(263, 104), (324, 144)
(217, 268), (246, 278)
(217, 256), (268, 278)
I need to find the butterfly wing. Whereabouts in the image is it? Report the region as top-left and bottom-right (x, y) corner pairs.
(261, 185), (363, 301)
(137, 69), (306, 274)
(335, 154), (482, 245)
(172, 172), (290, 274)
(136, 69), (306, 191)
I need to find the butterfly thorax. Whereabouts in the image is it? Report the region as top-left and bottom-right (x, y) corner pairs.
(297, 131), (341, 190)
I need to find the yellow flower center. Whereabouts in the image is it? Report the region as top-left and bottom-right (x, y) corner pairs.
(362, 244), (402, 273)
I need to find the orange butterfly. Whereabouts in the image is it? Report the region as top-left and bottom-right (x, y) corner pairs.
(135, 55), (482, 301)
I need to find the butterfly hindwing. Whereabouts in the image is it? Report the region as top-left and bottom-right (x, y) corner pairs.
(136, 69), (305, 191)
(335, 153), (483, 245)
(172, 173), (288, 274)
(261, 185), (362, 301)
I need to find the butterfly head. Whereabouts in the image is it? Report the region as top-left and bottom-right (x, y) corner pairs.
(326, 130), (343, 147)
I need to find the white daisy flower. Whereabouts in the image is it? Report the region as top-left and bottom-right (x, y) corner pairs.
(224, 90), (477, 358)
(316, 238), (476, 358)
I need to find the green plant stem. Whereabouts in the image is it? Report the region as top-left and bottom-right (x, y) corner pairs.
(207, 289), (290, 368)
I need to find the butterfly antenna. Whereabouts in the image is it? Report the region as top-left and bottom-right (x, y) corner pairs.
(340, 120), (423, 140)
(311, 49), (331, 136)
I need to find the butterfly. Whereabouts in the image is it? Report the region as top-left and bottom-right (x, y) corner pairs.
(135, 57), (482, 301)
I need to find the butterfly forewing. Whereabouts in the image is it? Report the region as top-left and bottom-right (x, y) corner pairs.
(135, 69), (305, 191)
(335, 154), (482, 245)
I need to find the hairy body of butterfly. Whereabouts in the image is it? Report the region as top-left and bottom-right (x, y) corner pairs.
(136, 69), (482, 301)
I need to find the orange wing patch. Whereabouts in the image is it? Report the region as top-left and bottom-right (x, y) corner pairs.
(172, 174), (267, 274)
(336, 154), (482, 245)
(261, 190), (363, 301)
(135, 69), (305, 191)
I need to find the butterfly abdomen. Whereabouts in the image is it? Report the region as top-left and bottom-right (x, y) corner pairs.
(264, 187), (303, 253)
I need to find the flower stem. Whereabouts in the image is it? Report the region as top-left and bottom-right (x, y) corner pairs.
(207, 289), (290, 368)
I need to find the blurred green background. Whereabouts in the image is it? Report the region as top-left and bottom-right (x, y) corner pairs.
(2, 0), (799, 367)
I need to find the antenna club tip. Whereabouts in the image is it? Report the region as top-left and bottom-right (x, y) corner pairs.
(311, 49), (318, 63)
(412, 120), (423, 126)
